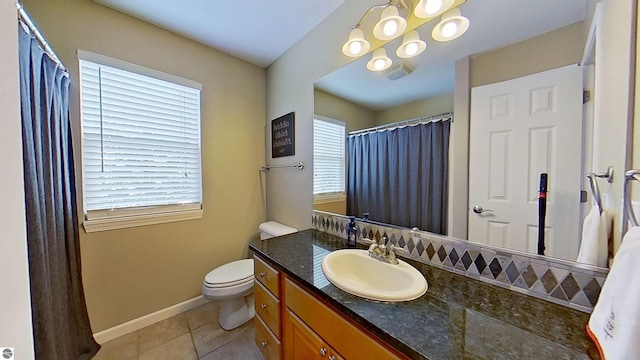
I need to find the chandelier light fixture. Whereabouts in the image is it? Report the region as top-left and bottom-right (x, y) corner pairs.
(341, 0), (469, 72)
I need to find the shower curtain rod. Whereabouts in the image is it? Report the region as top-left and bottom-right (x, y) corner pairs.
(16, 1), (68, 73)
(348, 111), (453, 136)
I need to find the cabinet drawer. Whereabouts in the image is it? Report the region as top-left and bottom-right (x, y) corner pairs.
(255, 280), (281, 338)
(285, 278), (406, 360)
(254, 255), (280, 296)
(255, 314), (281, 360)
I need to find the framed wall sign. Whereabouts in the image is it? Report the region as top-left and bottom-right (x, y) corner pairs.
(271, 112), (295, 158)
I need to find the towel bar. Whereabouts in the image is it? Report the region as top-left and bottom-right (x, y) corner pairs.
(261, 162), (304, 172)
(624, 169), (640, 227)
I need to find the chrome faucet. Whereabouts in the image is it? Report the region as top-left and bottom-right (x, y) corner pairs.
(362, 236), (408, 265)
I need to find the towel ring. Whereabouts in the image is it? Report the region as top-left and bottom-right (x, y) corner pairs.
(624, 169), (640, 227)
(587, 166), (614, 214)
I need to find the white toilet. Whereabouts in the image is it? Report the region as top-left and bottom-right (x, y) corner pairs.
(202, 221), (297, 330)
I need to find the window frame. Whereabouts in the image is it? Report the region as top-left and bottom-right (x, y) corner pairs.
(77, 50), (204, 233)
(313, 115), (346, 204)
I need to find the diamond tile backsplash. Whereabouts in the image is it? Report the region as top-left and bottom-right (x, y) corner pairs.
(312, 211), (608, 313)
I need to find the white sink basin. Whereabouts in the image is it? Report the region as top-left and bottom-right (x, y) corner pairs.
(321, 249), (428, 302)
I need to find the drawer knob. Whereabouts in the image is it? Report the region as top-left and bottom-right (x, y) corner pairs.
(261, 341), (268, 348)
(260, 304), (267, 310)
(320, 347), (327, 357)
(329, 356), (336, 360)
(259, 272), (266, 278)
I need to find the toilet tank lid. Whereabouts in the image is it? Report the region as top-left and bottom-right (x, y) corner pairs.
(259, 221), (297, 237)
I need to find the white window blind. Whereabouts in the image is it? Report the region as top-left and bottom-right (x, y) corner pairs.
(79, 55), (202, 224)
(313, 117), (346, 195)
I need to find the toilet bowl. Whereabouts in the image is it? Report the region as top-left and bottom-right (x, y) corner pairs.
(202, 221), (297, 330)
(202, 259), (255, 330)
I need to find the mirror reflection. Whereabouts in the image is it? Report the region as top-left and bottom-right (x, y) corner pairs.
(313, 0), (628, 268)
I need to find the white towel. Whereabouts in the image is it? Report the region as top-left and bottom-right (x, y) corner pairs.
(576, 203), (612, 267)
(587, 226), (640, 359)
(629, 201), (640, 227)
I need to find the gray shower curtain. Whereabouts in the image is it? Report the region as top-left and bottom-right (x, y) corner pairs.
(347, 119), (450, 234)
(19, 25), (100, 359)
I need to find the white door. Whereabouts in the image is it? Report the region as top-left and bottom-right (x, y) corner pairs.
(468, 64), (583, 260)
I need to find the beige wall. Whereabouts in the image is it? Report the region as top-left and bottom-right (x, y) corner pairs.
(0, 0), (35, 355)
(266, 0), (370, 230)
(23, 0), (266, 332)
(470, 22), (584, 87)
(314, 89), (376, 132)
(374, 93), (454, 126)
(594, 0), (635, 250)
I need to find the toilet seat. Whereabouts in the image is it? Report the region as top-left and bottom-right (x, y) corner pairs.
(204, 259), (254, 288)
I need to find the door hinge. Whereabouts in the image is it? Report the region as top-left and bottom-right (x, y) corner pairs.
(583, 90), (591, 104)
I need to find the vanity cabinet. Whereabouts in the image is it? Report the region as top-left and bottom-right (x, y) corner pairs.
(253, 255), (282, 360)
(254, 254), (407, 360)
(283, 277), (406, 360)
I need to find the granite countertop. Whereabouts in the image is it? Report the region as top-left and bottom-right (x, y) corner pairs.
(249, 229), (599, 360)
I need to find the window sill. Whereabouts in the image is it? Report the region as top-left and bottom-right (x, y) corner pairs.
(314, 193), (346, 205)
(83, 208), (203, 233)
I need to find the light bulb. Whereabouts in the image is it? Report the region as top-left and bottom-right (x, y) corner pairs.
(349, 41), (362, 55)
(442, 21), (457, 38)
(425, 0), (442, 15)
(383, 20), (398, 37)
(374, 59), (386, 70)
(405, 42), (418, 56)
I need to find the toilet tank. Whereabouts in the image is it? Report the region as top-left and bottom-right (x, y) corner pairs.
(259, 221), (297, 240)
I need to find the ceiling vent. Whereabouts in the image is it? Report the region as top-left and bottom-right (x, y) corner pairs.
(383, 62), (414, 80)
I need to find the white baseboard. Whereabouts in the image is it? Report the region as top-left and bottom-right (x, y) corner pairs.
(93, 295), (210, 344)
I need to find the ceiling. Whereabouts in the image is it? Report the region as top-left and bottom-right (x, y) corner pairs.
(94, 0), (346, 68)
(94, 0), (589, 111)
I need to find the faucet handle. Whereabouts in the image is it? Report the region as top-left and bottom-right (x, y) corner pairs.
(362, 238), (377, 245)
(388, 244), (409, 264)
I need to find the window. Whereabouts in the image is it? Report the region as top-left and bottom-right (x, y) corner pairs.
(78, 51), (203, 232)
(313, 116), (346, 200)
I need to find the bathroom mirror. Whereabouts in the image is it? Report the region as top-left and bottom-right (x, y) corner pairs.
(313, 0), (632, 267)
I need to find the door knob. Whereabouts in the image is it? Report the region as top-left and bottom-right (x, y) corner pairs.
(473, 205), (493, 214)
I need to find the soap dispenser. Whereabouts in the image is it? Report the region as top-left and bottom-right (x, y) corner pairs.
(347, 216), (357, 247)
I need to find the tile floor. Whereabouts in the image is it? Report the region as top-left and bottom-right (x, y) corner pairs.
(92, 301), (264, 360)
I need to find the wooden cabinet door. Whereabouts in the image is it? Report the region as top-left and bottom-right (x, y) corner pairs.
(328, 349), (345, 360)
(284, 308), (331, 360)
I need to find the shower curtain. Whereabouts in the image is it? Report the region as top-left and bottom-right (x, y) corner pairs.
(347, 119), (451, 234)
(18, 24), (100, 359)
